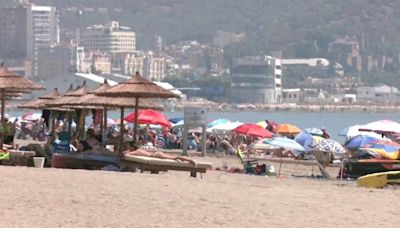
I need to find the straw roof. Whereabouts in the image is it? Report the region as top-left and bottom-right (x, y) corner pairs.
(61, 80), (111, 106)
(39, 88), (60, 99)
(59, 79), (162, 110)
(46, 82), (90, 107)
(18, 88), (61, 109)
(18, 99), (47, 109)
(66, 81), (90, 96)
(0, 64), (44, 91)
(79, 96), (164, 110)
(96, 72), (177, 98)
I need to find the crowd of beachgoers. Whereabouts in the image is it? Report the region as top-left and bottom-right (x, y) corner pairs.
(4, 110), (400, 177)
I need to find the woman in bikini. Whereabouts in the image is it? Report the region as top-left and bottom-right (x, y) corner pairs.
(123, 145), (196, 165)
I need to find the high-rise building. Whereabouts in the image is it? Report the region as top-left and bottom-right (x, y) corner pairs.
(81, 21), (136, 54)
(0, 2), (59, 60)
(30, 5), (60, 58)
(0, 4), (29, 59)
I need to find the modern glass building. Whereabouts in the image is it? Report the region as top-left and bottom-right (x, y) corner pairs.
(231, 56), (282, 103)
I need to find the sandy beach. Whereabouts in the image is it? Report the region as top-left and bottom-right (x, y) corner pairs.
(0, 154), (399, 228)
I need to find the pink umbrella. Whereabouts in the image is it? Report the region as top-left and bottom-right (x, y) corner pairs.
(124, 109), (171, 127)
(21, 112), (42, 121)
(233, 123), (273, 138)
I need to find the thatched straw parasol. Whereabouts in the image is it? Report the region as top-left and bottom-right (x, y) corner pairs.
(0, 63), (44, 147)
(47, 82), (90, 107)
(96, 72), (177, 153)
(64, 79), (163, 151)
(18, 88), (60, 109)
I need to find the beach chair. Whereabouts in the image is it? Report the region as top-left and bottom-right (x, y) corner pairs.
(120, 154), (212, 178)
(236, 148), (259, 174)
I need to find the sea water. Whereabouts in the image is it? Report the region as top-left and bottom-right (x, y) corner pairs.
(9, 110), (400, 142)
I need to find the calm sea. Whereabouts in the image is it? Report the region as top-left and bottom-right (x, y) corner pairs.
(10, 110), (400, 142)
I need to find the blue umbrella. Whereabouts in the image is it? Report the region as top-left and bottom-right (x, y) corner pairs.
(207, 118), (230, 128)
(295, 131), (316, 150)
(264, 137), (305, 151)
(344, 135), (378, 150)
(169, 117), (183, 124)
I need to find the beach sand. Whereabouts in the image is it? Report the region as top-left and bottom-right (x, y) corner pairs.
(0, 151), (399, 228)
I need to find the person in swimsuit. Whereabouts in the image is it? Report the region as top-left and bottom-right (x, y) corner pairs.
(123, 145), (196, 165)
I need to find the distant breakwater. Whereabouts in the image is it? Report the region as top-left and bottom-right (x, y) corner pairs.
(174, 103), (400, 113)
(9, 100), (400, 113)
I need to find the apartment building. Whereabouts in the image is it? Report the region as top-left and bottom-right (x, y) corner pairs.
(0, 2), (59, 60)
(230, 56), (282, 104)
(81, 21), (136, 54)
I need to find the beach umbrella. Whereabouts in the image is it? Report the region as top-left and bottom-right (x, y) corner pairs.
(124, 109), (171, 127)
(0, 64), (44, 147)
(360, 140), (400, 160)
(340, 124), (388, 139)
(344, 135), (380, 150)
(106, 118), (116, 126)
(249, 139), (276, 151)
(303, 128), (324, 136)
(263, 137), (305, 151)
(276, 123), (301, 135)
(114, 119), (127, 125)
(18, 88), (61, 109)
(256, 120), (268, 129)
(172, 119), (184, 127)
(207, 118), (229, 128)
(312, 138), (346, 158)
(95, 72), (177, 154)
(169, 117), (183, 124)
(294, 131), (314, 148)
(208, 121), (243, 132)
(359, 119), (400, 134)
(233, 123), (273, 138)
(21, 112), (42, 121)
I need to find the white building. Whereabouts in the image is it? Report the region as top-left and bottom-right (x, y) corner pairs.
(281, 58), (330, 67)
(81, 21), (136, 54)
(357, 84), (400, 103)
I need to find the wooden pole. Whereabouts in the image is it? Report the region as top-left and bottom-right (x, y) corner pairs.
(67, 112), (72, 143)
(0, 88), (4, 149)
(118, 107), (124, 157)
(133, 97), (139, 145)
(102, 107), (108, 147)
(99, 109), (104, 138)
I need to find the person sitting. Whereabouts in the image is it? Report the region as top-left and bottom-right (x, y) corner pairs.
(0, 115), (15, 145)
(321, 127), (330, 139)
(123, 144), (196, 165)
(74, 128), (100, 152)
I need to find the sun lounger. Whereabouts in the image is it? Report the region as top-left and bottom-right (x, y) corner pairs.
(120, 154), (212, 178)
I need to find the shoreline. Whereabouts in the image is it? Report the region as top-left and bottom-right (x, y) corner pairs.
(10, 100), (400, 113)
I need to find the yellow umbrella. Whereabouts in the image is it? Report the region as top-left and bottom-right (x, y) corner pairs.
(256, 120), (268, 128)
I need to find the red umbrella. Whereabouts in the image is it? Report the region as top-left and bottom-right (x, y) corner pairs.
(124, 109), (171, 127)
(233, 123), (273, 138)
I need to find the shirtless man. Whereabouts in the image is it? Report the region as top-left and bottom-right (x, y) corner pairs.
(124, 145), (196, 166)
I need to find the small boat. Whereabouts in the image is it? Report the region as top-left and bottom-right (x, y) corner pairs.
(357, 171), (400, 188)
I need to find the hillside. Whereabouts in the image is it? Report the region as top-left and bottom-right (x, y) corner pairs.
(1, 0), (394, 59)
